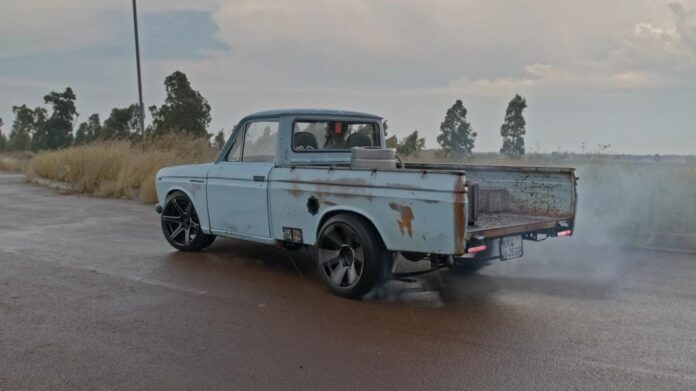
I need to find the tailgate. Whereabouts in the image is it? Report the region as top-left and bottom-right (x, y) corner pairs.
(462, 165), (577, 239)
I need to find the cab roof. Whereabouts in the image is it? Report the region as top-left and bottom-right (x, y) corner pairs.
(241, 108), (383, 122)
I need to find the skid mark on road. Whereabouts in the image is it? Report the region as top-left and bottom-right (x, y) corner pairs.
(0, 249), (208, 296)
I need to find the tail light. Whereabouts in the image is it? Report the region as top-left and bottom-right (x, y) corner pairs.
(557, 230), (572, 237)
(467, 244), (487, 253)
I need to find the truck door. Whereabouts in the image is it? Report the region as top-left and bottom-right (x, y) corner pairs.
(207, 120), (278, 239)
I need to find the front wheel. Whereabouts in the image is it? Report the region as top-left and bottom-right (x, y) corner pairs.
(161, 191), (216, 252)
(316, 214), (388, 299)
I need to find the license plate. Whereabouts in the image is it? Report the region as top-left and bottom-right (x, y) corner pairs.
(500, 236), (523, 260)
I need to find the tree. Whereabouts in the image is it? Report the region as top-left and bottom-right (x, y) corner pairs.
(30, 107), (49, 150)
(102, 105), (139, 140)
(74, 113), (102, 145)
(437, 99), (476, 155)
(397, 130), (426, 156)
(74, 123), (89, 145)
(0, 117), (6, 152)
(149, 71), (211, 138)
(385, 130), (426, 156)
(213, 130), (226, 150)
(385, 135), (398, 149)
(499, 94), (527, 158)
(387, 131), (426, 156)
(32, 87), (77, 150)
(9, 105), (35, 151)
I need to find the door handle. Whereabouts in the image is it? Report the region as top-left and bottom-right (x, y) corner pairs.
(253, 175), (266, 182)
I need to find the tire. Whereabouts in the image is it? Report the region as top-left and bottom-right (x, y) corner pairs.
(315, 214), (388, 299)
(161, 191), (216, 252)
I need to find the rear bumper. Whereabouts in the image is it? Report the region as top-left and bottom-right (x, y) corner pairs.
(466, 214), (572, 240)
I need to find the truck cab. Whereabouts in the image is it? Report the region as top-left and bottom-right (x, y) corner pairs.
(206, 109), (385, 241)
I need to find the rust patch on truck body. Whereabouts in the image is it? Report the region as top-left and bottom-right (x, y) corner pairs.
(287, 177), (374, 201)
(453, 175), (466, 255)
(389, 202), (414, 238)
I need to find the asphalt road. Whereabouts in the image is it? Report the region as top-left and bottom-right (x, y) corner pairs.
(1, 172), (696, 390)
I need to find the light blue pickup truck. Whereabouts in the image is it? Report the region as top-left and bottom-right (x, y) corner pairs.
(155, 109), (577, 298)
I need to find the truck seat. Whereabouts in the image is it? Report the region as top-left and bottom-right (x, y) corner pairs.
(294, 131), (319, 150)
(346, 133), (372, 148)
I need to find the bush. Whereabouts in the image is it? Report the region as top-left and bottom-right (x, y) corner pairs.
(27, 134), (218, 203)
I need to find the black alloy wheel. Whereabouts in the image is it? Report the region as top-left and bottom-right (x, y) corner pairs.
(161, 191), (215, 252)
(316, 214), (387, 298)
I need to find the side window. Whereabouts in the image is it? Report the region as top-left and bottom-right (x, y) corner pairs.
(226, 129), (242, 162)
(242, 121), (278, 162)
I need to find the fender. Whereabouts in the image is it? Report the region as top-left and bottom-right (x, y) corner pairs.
(159, 182), (213, 234)
(314, 205), (390, 249)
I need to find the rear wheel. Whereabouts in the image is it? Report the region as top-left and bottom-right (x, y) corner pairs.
(161, 191), (216, 252)
(316, 214), (387, 298)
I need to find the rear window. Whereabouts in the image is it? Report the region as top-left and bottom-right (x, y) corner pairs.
(293, 120), (380, 151)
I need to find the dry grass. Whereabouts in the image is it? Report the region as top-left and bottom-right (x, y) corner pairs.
(0, 152), (34, 172)
(27, 134), (218, 203)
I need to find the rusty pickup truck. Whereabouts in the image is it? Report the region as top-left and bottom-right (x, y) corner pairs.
(155, 109), (577, 298)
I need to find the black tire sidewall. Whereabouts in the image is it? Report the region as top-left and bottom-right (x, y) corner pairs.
(316, 214), (384, 298)
(162, 191), (215, 252)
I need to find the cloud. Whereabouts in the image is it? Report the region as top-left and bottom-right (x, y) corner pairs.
(0, 2), (111, 57)
(670, 2), (696, 50)
(438, 1), (696, 96)
(78, 10), (229, 60)
(0, 77), (52, 89)
(209, 0), (571, 88)
(444, 64), (666, 97)
(613, 2), (696, 75)
(2, 0), (696, 154)
(5, 0), (693, 89)
(202, 0), (696, 94)
(633, 22), (678, 44)
(0, 0), (221, 58)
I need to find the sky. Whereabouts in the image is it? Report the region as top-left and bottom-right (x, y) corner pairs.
(1, 0), (694, 154)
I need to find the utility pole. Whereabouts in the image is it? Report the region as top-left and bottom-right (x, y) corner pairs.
(132, 0), (146, 146)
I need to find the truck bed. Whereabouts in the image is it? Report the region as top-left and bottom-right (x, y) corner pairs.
(404, 162), (577, 241)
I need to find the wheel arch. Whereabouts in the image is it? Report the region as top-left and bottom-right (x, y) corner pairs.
(161, 185), (212, 234)
(165, 186), (191, 200)
(315, 207), (388, 249)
